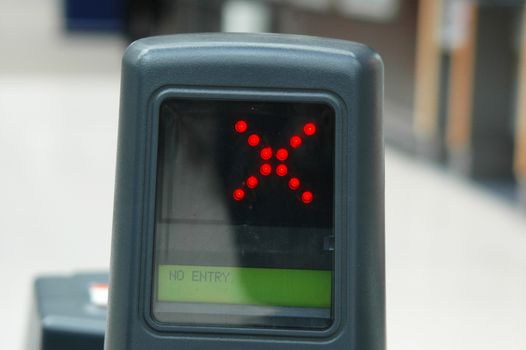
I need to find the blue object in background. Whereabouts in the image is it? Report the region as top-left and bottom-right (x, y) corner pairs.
(64, 0), (124, 32)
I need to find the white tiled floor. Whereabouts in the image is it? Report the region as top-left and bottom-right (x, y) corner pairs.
(1, 1), (526, 349)
(0, 1), (123, 348)
(385, 153), (526, 350)
(0, 77), (120, 348)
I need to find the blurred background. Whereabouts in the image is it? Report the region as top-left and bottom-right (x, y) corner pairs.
(1, 0), (526, 349)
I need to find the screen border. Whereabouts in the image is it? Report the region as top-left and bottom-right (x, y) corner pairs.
(141, 87), (347, 338)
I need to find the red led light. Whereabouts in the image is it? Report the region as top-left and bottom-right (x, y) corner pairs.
(248, 134), (260, 147)
(260, 147), (273, 160)
(276, 148), (288, 161)
(301, 191), (313, 204)
(303, 123), (317, 136)
(290, 135), (302, 148)
(233, 188), (245, 201)
(288, 177), (300, 190)
(235, 120), (248, 133)
(234, 125), (320, 200)
(260, 163), (272, 176)
(276, 164), (288, 177)
(246, 176), (258, 189)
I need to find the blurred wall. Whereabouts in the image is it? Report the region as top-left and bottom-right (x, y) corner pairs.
(272, 0), (419, 150)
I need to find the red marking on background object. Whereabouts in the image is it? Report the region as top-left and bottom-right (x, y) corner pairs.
(276, 164), (288, 177)
(235, 120), (248, 133)
(260, 147), (273, 160)
(303, 123), (316, 136)
(246, 176), (258, 189)
(233, 188), (245, 201)
(288, 177), (300, 190)
(301, 191), (313, 204)
(290, 135), (302, 148)
(248, 134), (260, 147)
(260, 163), (272, 176)
(276, 148), (288, 161)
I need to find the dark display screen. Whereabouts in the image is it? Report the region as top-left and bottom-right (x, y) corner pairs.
(152, 99), (335, 329)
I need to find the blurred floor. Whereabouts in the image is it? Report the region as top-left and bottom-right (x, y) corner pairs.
(0, 0), (123, 348)
(1, 1), (526, 349)
(386, 152), (526, 350)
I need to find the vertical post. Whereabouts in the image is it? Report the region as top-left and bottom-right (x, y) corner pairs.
(446, 2), (478, 173)
(446, 5), (517, 179)
(516, 5), (526, 206)
(413, 0), (444, 156)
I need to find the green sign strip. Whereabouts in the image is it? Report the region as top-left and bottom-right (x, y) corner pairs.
(158, 265), (332, 308)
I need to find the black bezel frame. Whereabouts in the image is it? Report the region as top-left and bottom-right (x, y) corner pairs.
(141, 87), (346, 339)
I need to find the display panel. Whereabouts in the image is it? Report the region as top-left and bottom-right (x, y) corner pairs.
(153, 99), (335, 329)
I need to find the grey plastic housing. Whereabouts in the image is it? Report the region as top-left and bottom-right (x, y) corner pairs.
(106, 33), (384, 350)
(29, 273), (108, 350)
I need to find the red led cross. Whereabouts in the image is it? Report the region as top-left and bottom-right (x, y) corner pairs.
(232, 119), (317, 205)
